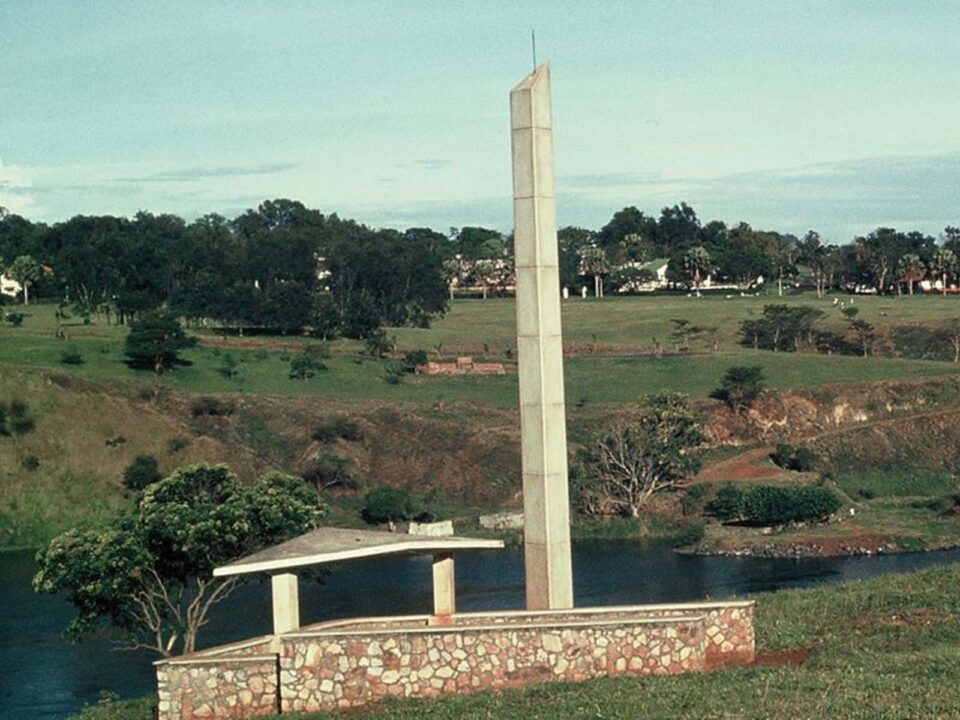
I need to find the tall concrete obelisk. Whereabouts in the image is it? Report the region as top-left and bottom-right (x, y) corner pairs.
(510, 62), (574, 610)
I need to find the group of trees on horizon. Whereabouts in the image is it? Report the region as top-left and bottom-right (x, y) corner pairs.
(3, 199), (960, 338)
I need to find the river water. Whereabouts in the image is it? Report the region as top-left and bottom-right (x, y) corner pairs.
(4, 542), (960, 719)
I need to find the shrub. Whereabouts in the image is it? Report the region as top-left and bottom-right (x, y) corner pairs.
(742, 484), (841, 525)
(302, 452), (353, 490)
(362, 485), (415, 525)
(190, 396), (236, 417)
(365, 328), (392, 358)
(672, 520), (706, 548)
(5, 312), (24, 327)
(59, 348), (84, 365)
(403, 350), (429, 372)
(0, 399), (35, 436)
(289, 352), (325, 380)
(217, 353), (240, 379)
(167, 435), (190, 453)
(680, 483), (709, 515)
(383, 363), (405, 385)
(707, 484), (745, 520)
(311, 418), (363, 443)
(21, 454), (40, 471)
(123, 454), (162, 490)
(770, 443), (817, 472)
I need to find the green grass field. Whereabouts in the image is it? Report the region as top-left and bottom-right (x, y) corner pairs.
(4, 295), (960, 406)
(73, 561), (960, 720)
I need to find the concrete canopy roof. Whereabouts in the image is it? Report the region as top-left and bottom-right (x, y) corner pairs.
(213, 527), (504, 578)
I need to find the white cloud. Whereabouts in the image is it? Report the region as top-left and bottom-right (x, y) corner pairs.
(0, 158), (36, 216)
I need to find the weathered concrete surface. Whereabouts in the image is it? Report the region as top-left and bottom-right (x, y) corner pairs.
(510, 61), (573, 611)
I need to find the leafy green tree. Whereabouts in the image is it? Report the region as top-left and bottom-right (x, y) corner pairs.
(124, 311), (196, 375)
(8, 254), (42, 305)
(578, 394), (703, 517)
(710, 366), (765, 414)
(34, 465), (326, 656)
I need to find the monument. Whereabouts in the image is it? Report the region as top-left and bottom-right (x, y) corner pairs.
(510, 62), (574, 610)
(151, 60), (756, 720)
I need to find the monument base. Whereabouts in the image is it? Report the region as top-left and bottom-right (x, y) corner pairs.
(155, 600), (754, 719)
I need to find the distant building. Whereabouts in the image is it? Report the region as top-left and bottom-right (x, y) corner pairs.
(0, 274), (21, 299)
(417, 356), (507, 375)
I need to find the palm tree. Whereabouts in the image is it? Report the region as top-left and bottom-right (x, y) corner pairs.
(933, 248), (957, 296)
(683, 246), (711, 295)
(897, 253), (924, 296)
(582, 246), (608, 298)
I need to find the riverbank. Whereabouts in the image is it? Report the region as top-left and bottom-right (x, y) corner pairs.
(71, 559), (960, 719)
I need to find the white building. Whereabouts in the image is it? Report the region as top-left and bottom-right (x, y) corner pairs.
(0, 274), (21, 299)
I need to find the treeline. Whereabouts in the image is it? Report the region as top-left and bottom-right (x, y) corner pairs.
(3, 199), (960, 337)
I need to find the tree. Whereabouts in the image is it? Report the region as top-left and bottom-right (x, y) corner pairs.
(767, 233), (798, 297)
(362, 485), (416, 527)
(578, 394), (703, 517)
(8, 254), (42, 305)
(34, 465), (327, 656)
(710, 366), (765, 414)
(682, 246), (711, 293)
(797, 231), (829, 298)
(582, 246), (608, 297)
(124, 311), (197, 375)
(897, 253), (924, 296)
(850, 318), (876, 358)
(932, 248), (957, 295)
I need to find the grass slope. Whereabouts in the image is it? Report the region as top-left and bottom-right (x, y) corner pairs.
(74, 562), (960, 720)
(0, 368), (263, 548)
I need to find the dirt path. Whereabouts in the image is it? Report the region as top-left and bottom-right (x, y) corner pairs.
(695, 405), (960, 485)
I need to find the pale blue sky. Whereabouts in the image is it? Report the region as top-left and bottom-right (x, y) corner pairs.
(2, 0), (959, 241)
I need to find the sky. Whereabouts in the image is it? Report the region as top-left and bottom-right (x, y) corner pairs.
(2, 0), (959, 242)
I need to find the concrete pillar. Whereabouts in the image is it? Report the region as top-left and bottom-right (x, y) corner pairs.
(270, 573), (300, 635)
(510, 62), (574, 610)
(431, 553), (456, 620)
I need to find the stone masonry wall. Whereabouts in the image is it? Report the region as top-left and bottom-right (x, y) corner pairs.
(155, 602), (754, 720)
(156, 638), (278, 720)
(280, 616), (705, 714)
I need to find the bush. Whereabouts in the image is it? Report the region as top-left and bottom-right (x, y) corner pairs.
(707, 484), (745, 520)
(708, 483), (840, 525)
(123, 454), (162, 490)
(672, 520), (706, 548)
(217, 353), (240, 379)
(5, 312), (24, 327)
(770, 443), (817, 472)
(365, 328), (392, 357)
(21, 454), (40, 471)
(0, 399), (35, 436)
(167, 435), (190, 453)
(680, 483), (709, 515)
(362, 485), (416, 525)
(745, 484), (840, 525)
(59, 348), (84, 365)
(190, 396), (236, 417)
(403, 350), (429, 372)
(311, 418), (363, 443)
(383, 363), (405, 385)
(289, 352), (325, 380)
(301, 452), (353, 490)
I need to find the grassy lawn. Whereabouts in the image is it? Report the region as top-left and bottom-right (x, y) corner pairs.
(73, 561), (960, 720)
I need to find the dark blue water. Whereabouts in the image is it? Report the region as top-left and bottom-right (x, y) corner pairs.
(4, 543), (960, 719)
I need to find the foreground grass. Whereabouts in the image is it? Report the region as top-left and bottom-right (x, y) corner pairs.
(74, 561), (960, 719)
